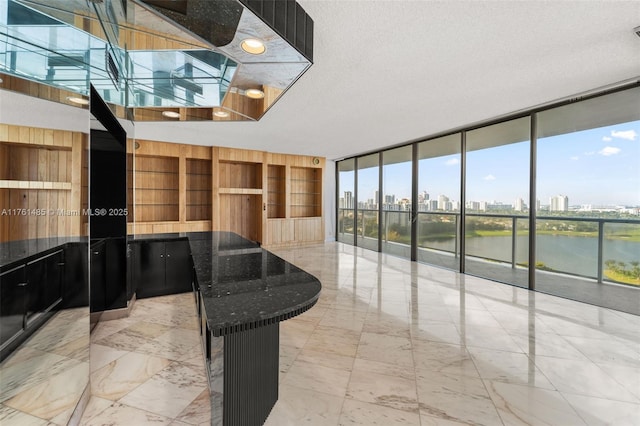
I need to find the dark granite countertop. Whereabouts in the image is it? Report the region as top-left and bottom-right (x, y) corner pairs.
(187, 231), (321, 336)
(0, 237), (86, 272)
(2, 232), (321, 336)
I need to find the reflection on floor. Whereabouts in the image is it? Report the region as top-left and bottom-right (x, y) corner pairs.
(416, 245), (640, 315)
(80, 293), (210, 425)
(0, 307), (89, 425)
(8, 241), (639, 425)
(265, 242), (640, 425)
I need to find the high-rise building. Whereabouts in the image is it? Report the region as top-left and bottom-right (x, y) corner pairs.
(437, 194), (449, 210)
(550, 195), (569, 212)
(344, 191), (354, 209)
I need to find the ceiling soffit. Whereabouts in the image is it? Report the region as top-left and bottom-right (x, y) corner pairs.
(0, 0), (313, 121)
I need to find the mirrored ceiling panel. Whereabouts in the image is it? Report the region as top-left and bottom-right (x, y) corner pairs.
(0, 0), (313, 121)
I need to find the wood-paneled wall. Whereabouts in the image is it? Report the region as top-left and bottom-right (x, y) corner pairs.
(0, 124), (87, 242)
(128, 139), (211, 235)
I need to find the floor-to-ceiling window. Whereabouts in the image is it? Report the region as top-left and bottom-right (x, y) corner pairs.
(464, 117), (530, 287)
(336, 85), (639, 314)
(417, 134), (461, 269)
(535, 87), (640, 312)
(337, 159), (355, 243)
(356, 154), (379, 251)
(381, 145), (412, 258)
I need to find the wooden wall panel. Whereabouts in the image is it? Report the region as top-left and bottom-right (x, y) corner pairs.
(218, 161), (262, 189)
(219, 194), (262, 243)
(0, 125), (85, 242)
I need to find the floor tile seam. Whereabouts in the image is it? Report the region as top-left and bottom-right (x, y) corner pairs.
(1, 399), (52, 423)
(78, 397), (112, 424)
(557, 389), (640, 426)
(558, 388), (640, 405)
(112, 368), (204, 421)
(481, 378), (584, 426)
(111, 399), (175, 422)
(530, 354), (640, 403)
(468, 345), (559, 390)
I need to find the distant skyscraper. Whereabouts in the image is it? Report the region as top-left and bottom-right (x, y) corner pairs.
(344, 191), (353, 209)
(428, 199), (438, 211)
(437, 195), (449, 210)
(384, 194), (395, 205)
(514, 197), (526, 212)
(466, 201), (480, 210)
(550, 195), (569, 212)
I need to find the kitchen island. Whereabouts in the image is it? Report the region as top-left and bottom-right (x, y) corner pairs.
(186, 231), (321, 426)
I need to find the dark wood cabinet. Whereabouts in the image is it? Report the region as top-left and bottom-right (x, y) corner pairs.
(136, 240), (192, 299)
(1, 249), (64, 361)
(25, 250), (63, 324)
(0, 265), (26, 350)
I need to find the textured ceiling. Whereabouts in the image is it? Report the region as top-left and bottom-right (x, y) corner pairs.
(132, 0), (640, 160)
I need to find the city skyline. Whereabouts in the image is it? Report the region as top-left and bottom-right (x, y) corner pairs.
(340, 120), (639, 207)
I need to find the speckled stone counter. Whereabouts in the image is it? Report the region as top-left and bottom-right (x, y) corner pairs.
(0, 236), (86, 272)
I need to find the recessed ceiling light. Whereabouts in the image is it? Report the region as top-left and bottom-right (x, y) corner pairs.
(66, 96), (89, 105)
(241, 38), (265, 55)
(245, 89), (265, 99)
(214, 110), (230, 118)
(162, 111), (180, 118)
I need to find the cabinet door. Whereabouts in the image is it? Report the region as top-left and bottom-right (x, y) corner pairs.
(0, 266), (26, 347)
(25, 257), (46, 322)
(137, 241), (166, 298)
(165, 240), (192, 294)
(90, 242), (106, 313)
(43, 250), (64, 311)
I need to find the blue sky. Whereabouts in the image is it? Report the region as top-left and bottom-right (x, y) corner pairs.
(342, 120), (639, 207)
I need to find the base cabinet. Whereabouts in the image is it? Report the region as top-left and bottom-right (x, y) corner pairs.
(136, 240), (192, 298)
(0, 249), (64, 361)
(0, 265), (26, 350)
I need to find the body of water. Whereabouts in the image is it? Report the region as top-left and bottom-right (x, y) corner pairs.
(424, 235), (639, 278)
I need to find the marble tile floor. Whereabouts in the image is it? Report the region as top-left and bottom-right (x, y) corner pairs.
(81, 293), (210, 425)
(0, 307), (90, 426)
(7, 240), (640, 425)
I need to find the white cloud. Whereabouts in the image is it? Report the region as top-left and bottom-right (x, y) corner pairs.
(483, 174), (496, 181)
(602, 136), (612, 142)
(445, 158), (459, 166)
(611, 130), (637, 141)
(584, 151), (595, 156)
(570, 156), (579, 161)
(598, 146), (621, 156)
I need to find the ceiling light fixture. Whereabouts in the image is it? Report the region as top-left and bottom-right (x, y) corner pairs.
(214, 110), (230, 118)
(66, 96), (89, 105)
(162, 111), (180, 118)
(245, 89), (265, 99)
(240, 38), (266, 55)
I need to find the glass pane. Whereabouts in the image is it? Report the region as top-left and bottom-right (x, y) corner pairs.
(337, 159), (355, 244)
(381, 145), (412, 258)
(465, 117), (530, 287)
(356, 154), (379, 251)
(535, 87), (640, 314)
(417, 133), (461, 269)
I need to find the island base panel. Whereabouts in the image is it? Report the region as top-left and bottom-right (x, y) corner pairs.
(208, 323), (279, 426)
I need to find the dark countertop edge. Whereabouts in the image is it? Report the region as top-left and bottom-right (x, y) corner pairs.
(208, 295), (320, 337)
(0, 237), (87, 273)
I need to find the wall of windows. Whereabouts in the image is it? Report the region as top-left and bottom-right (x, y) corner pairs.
(336, 85), (640, 314)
